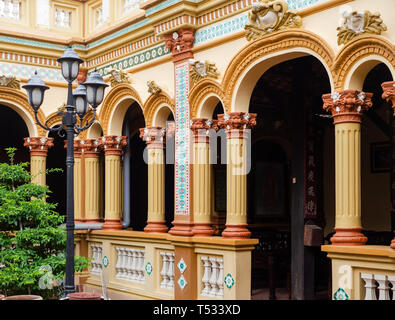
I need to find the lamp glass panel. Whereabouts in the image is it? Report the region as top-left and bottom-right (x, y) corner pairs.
(71, 61), (79, 79)
(32, 88), (43, 108)
(75, 96), (86, 115)
(95, 86), (104, 105)
(61, 61), (70, 80)
(86, 85), (95, 106)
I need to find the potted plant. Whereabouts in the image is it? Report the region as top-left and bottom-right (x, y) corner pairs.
(0, 148), (89, 300)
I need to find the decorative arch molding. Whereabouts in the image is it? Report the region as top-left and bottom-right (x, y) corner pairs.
(99, 83), (143, 136)
(333, 35), (395, 90)
(189, 78), (226, 118)
(222, 29), (335, 111)
(0, 87), (46, 137)
(143, 91), (175, 127)
(45, 111), (63, 129)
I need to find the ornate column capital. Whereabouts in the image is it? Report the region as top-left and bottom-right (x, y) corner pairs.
(99, 136), (128, 156)
(164, 28), (195, 62)
(139, 127), (166, 149)
(190, 118), (219, 143)
(79, 139), (102, 158)
(322, 90), (373, 124)
(218, 112), (257, 139)
(64, 139), (85, 158)
(24, 137), (54, 157)
(382, 81), (395, 113)
(77, 67), (88, 85)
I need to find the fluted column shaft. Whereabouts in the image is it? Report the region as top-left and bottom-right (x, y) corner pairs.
(191, 119), (217, 236)
(100, 136), (127, 230)
(24, 137), (54, 187)
(218, 113), (257, 239)
(323, 90), (373, 245)
(83, 139), (102, 223)
(382, 81), (395, 249)
(140, 127), (168, 233)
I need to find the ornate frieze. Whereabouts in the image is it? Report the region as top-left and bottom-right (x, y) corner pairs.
(189, 60), (220, 85)
(245, 0), (302, 41)
(382, 81), (395, 113)
(164, 28), (195, 62)
(24, 137), (54, 157)
(322, 90), (373, 124)
(139, 127), (166, 149)
(147, 81), (162, 95)
(0, 74), (20, 89)
(337, 6), (387, 45)
(218, 112), (257, 139)
(99, 136), (128, 156)
(190, 118), (218, 143)
(105, 68), (131, 87)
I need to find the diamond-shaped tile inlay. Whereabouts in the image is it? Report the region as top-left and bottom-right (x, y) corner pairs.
(102, 256), (109, 268)
(224, 273), (235, 289)
(145, 262), (153, 275)
(178, 276), (187, 290)
(334, 288), (349, 300)
(177, 258), (187, 274)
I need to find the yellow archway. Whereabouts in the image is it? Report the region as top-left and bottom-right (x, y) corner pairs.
(0, 87), (46, 137)
(99, 83), (143, 136)
(143, 91), (174, 127)
(221, 29), (335, 113)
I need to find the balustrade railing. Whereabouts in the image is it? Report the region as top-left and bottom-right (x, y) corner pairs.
(115, 247), (146, 284)
(90, 243), (103, 275)
(201, 256), (224, 299)
(160, 251), (175, 290)
(361, 273), (395, 300)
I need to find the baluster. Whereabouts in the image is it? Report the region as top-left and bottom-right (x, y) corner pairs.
(388, 276), (395, 300)
(375, 275), (390, 300)
(209, 257), (218, 297)
(201, 256), (211, 296)
(137, 250), (145, 283)
(216, 258), (224, 298)
(115, 247), (121, 279)
(90, 245), (96, 274)
(131, 249), (138, 282)
(167, 253), (175, 289)
(160, 252), (169, 288)
(98, 246), (103, 273)
(361, 273), (377, 300)
(127, 248), (134, 280)
(117, 248), (124, 279)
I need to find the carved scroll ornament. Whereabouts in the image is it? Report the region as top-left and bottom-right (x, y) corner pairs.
(189, 59), (220, 85)
(0, 75), (21, 89)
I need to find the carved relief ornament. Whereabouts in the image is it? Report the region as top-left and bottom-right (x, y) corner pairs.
(0, 75), (21, 89)
(24, 137), (54, 156)
(99, 136), (128, 155)
(322, 90), (373, 124)
(218, 112), (257, 139)
(337, 6), (387, 45)
(105, 68), (131, 87)
(147, 81), (162, 95)
(382, 81), (395, 114)
(245, 0), (302, 41)
(164, 28), (195, 62)
(189, 59), (220, 85)
(139, 127), (166, 149)
(190, 118), (219, 143)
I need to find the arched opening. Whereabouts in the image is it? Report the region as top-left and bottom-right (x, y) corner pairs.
(122, 102), (147, 231)
(244, 55), (332, 300)
(165, 112), (175, 229)
(360, 63), (394, 244)
(0, 105), (29, 164)
(47, 128), (67, 216)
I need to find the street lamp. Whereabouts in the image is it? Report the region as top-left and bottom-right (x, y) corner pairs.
(23, 46), (108, 296)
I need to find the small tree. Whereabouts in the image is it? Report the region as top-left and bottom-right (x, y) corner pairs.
(0, 148), (89, 299)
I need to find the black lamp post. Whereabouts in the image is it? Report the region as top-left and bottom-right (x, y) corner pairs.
(23, 46), (108, 296)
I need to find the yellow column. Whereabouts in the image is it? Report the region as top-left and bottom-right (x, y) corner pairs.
(382, 81), (395, 249)
(83, 139), (102, 223)
(100, 136), (127, 230)
(191, 118), (216, 236)
(323, 90), (373, 245)
(140, 127), (168, 233)
(24, 137), (54, 186)
(218, 112), (257, 239)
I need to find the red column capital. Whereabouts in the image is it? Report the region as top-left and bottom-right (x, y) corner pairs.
(382, 81), (395, 114)
(24, 137), (54, 157)
(322, 90), (373, 124)
(164, 28), (196, 63)
(79, 139), (102, 158)
(139, 127), (166, 149)
(99, 136), (127, 156)
(218, 112), (257, 139)
(190, 118), (219, 143)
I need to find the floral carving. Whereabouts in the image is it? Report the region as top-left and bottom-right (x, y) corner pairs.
(190, 118), (219, 143)
(139, 127), (166, 149)
(24, 137), (54, 156)
(105, 68), (131, 87)
(245, 0), (302, 41)
(189, 59), (220, 85)
(0, 75), (20, 89)
(322, 90), (373, 124)
(337, 6), (387, 45)
(218, 112), (257, 138)
(164, 28), (195, 62)
(147, 81), (162, 95)
(99, 136), (127, 156)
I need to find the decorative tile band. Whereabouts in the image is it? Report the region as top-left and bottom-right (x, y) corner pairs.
(174, 62), (190, 215)
(92, 43), (170, 76)
(0, 61), (64, 82)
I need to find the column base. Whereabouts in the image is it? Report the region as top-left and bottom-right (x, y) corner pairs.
(84, 219), (102, 223)
(169, 221), (194, 237)
(74, 219), (85, 223)
(330, 228), (367, 246)
(221, 224), (251, 239)
(102, 219), (123, 231)
(144, 221), (168, 233)
(192, 223), (215, 237)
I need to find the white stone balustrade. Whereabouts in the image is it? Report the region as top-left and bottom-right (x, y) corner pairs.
(124, 0), (141, 13)
(90, 243), (103, 275)
(0, 0), (20, 20)
(201, 256), (224, 299)
(55, 8), (71, 28)
(115, 247), (146, 284)
(361, 273), (395, 300)
(160, 251), (175, 290)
